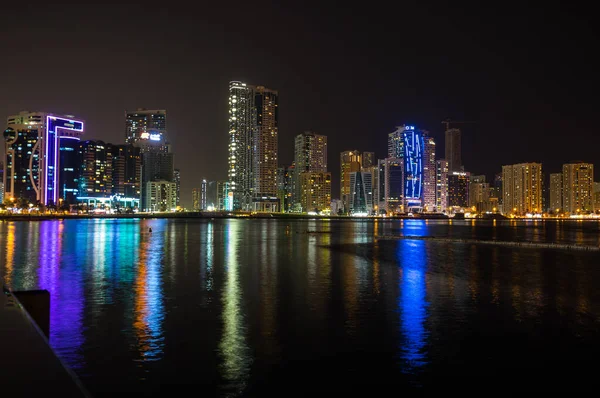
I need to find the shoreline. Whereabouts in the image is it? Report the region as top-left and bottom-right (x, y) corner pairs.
(0, 213), (597, 222)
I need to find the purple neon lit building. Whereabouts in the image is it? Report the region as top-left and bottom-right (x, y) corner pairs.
(3, 111), (84, 205)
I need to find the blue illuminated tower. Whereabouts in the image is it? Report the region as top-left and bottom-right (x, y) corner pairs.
(388, 125), (424, 210)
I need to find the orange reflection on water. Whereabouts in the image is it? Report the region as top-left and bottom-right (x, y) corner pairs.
(133, 235), (150, 355)
(3, 222), (16, 285)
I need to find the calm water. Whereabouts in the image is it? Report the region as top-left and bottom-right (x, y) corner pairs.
(1, 218), (600, 395)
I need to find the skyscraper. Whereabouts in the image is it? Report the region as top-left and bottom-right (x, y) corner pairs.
(468, 175), (489, 208)
(192, 188), (201, 211)
(362, 152), (375, 169)
(4, 111), (84, 205)
(448, 171), (470, 208)
(227, 81), (279, 212)
(549, 173), (563, 213)
(436, 159), (449, 213)
(300, 172), (332, 214)
(502, 163), (543, 215)
(422, 135), (436, 211)
(0, 161), (4, 203)
(388, 125), (424, 210)
(349, 171), (373, 215)
(445, 128), (462, 172)
(277, 165), (295, 212)
(110, 144), (141, 201)
(125, 109), (166, 145)
(201, 179), (207, 210)
(340, 150), (362, 212)
(173, 168), (181, 207)
(79, 140), (113, 199)
(146, 181), (177, 212)
(126, 109), (172, 211)
(562, 162), (594, 214)
(294, 132), (328, 213)
(378, 157), (403, 214)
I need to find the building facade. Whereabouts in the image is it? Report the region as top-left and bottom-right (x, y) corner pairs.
(192, 187), (201, 211)
(349, 171), (373, 215)
(378, 157), (403, 214)
(340, 150), (362, 212)
(362, 152), (375, 169)
(79, 140), (113, 198)
(146, 180), (177, 212)
(502, 163), (543, 215)
(277, 165), (295, 212)
(562, 162), (594, 214)
(173, 168), (181, 207)
(294, 132), (327, 208)
(549, 173), (563, 213)
(388, 125), (425, 210)
(125, 109), (166, 145)
(4, 111), (84, 205)
(445, 128), (462, 172)
(422, 135), (436, 211)
(299, 172), (332, 214)
(436, 159), (449, 213)
(448, 171), (470, 209)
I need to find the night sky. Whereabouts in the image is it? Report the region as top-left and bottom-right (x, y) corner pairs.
(1, 3), (598, 206)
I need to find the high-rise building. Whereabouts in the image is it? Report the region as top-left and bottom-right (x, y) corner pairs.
(79, 140), (113, 198)
(436, 159), (449, 213)
(349, 171), (373, 215)
(562, 162), (594, 214)
(378, 157), (403, 214)
(362, 152), (375, 169)
(502, 163), (543, 215)
(206, 180), (219, 210)
(4, 111), (84, 205)
(227, 81), (279, 212)
(388, 125), (424, 210)
(126, 109), (171, 211)
(294, 132), (327, 205)
(146, 180), (177, 212)
(422, 135), (436, 211)
(201, 179), (207, 210)
(109, 144), (141, 201)
(0, 161), (4, 203)
(300, 172), (332, 214)
(173, 168), (181, 207)
(594, 182), (600, 212)
(340, 150), (362, 212)
(445, 128), (462, 172)
(448, 171), (470, 209)
(549, 173), (563, 213)
(468, 175), (489, 208)
(277, 165), (295, 212)
(125, 109), (166, 145)
(192, 187), (201, 211)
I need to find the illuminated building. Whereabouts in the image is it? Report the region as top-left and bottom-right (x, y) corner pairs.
(562, 162), (594, 214)
(445, 127), (462, 172)
(388, 125), (425, 210)
(146, 180), (177, 212)
(469, 175), (490, 208)
(110, 144), (141, 200)
(125, 109), (166, 145)
(349, 171), (373, 215)
(192, 188), (201, 211)
(201, 179), (207, 210)
(300, 172), (332, 213)
(252, 85), (279, 212)
(277, 165), (294, 212)
(422, 135), (436, 211)
(594, 182), (600, 211)
(330, 199), (343, 215)
(435, 159), (449, 212)
(0, 161), (4, 202)
(294, 132), (327, 205)
(378, 157), (403, 214)
(141, 149), (174, 211)
(4, 111), (84, 205)
(79, 140), (113, 198)
(362, 152), (375, 169)
(549, 173), (562, 213)
(448, 171), (470, 209)
(217, 180), (232, 211)
(502, 163), (543, 215)
(228, 81), (279, 212)
(340, 150), (362, 212)
(173, 168), (181, 207)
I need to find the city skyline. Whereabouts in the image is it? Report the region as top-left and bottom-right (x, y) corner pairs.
(1, 4), (599, 207)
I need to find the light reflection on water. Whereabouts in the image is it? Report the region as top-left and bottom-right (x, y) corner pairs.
(0, 218), (600, 395)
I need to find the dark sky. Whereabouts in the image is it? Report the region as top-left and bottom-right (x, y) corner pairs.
(1, 3), (598, 206)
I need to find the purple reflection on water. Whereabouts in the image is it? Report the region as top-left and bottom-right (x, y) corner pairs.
(37, 220), (85, 370)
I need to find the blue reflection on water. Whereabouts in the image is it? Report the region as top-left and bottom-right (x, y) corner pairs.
(397, 237), (429, 373)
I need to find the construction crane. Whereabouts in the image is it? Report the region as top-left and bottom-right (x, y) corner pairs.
(442, 118), (476, 131)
